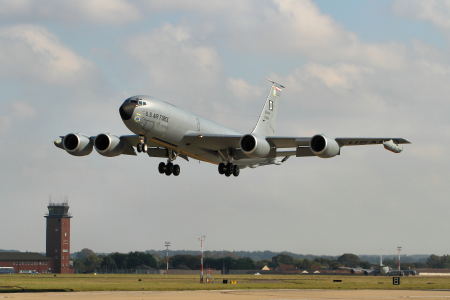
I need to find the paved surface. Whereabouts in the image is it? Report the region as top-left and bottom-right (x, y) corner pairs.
(1, 289), (450, 300)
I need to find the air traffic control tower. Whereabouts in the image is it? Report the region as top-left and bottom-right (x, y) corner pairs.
(45, 200), (73, 274)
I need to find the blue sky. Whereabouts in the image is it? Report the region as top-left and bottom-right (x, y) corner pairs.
(1, 0), (450, 257)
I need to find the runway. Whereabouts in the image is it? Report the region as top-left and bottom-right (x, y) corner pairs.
(2, 289), (450, 300)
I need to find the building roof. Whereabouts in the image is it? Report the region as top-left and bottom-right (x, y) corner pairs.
(0, 252), (49, 261)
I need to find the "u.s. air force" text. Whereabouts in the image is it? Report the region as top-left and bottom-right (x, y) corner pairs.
(145, 111), (169, 122)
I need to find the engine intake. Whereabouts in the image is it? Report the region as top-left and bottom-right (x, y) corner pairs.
(310, 134), (340, 158)
(240, 134), (270, 158)
(94, 133), (124, 157)
(63, 133), (93, 156)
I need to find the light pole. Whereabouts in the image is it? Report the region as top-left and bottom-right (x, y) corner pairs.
(199, 235), (205, 283)
(397, 247), (402, 271)
(165, 242), (170, 275)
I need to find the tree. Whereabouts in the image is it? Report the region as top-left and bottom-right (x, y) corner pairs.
(359, 261), (372, 269)
(236, 257), (256, 269)
(101, 256), (117, 272)
(204, 251), (213, 258)
(302, 258), (312, 270)
(75, 248), (95, 260)
(337, 254), (360, 268)
(293, 258), (303, 269)
(256, 259), (272, 270)
(127, 252), (157, 269)
(224, 251), (241, 260)
(272, 254), (294, 267)
(110, 252), (127, 269)
(84, 254), (102, 273)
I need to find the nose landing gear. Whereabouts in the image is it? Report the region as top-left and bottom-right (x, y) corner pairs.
(136, 136), (147, 153)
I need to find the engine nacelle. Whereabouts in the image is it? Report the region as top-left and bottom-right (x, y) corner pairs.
(94, 133), (125, 157)
(310, 134), (340, 158)
(383, 139), (403, 153)
(240, 134), (271, 158)
(63, 133), (93, 156)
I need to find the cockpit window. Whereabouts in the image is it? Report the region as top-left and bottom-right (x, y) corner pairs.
(143, 102), (146, 105)
(138, 101), (142, 105)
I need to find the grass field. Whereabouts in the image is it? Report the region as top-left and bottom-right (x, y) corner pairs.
(1, 274), (449, 293)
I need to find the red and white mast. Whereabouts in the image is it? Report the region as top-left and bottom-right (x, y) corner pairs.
(165, 242), (170, 274)
(199, 235), (205, 283)
(397, 246), (402, 271)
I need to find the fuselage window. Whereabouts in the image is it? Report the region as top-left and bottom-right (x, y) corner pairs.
(269, 100), (273, 111)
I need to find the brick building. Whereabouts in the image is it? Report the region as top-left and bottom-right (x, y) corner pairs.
(45, 201), (74, 274)
(0, 252), (54, 273)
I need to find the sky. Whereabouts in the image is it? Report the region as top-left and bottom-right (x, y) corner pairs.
(0, 0), (449, 257)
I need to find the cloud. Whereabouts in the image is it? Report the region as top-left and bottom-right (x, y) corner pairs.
(393, 0), (450, 31)
(0, 0), (141, 24)
(0, 24), (96, 86)
(124, 23), (224, 102)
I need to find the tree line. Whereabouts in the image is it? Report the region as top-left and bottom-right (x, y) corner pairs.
(71, 249), (450, 273)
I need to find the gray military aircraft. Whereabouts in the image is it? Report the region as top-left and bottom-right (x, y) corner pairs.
(342, 255), (417, 276)
(54, 79), (410, 177)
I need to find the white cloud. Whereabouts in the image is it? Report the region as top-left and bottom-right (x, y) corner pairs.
(0, 0), (141, 24)
(393, 0), (450, 31)
(0, 24), (96, 86)
(124, 23), (224, 102)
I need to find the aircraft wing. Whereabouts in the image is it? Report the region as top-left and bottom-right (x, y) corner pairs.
(182, 133), (410, 150)
(182, 133), (242, 150)
(335, 138), (411, 146)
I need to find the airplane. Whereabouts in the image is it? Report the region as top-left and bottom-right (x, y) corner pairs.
(54, 78), (410, 177)
(341, 255), (417, 276)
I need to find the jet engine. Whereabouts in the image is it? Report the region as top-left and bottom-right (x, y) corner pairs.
(63, 133), (93, 156)
(383, 139), (403, 153)
(94, 133), (124, 157)
(240, 134), (270, 158)
(310, 134), (340, 158)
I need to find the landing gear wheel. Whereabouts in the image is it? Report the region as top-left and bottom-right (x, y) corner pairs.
(218, 163), (225, 175)
(233, 165), (240, 177)
(158, 162), (165, 174)
(225, 171), (231, 177)
(142, 143), (148, 153)
(173, 164), (180, 176)
(165, 162), (173, 176)
(226, 163), (234, 174)
(137, 143), (142, 153)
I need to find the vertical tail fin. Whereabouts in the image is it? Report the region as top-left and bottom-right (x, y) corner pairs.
(252, 78), (284, 137)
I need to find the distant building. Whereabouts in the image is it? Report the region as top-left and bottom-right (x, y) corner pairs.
(0, 252), (54, 273)
(45, 200), (74, 274)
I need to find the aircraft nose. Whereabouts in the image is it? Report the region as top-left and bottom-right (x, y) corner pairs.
(119, 102), (137, 121)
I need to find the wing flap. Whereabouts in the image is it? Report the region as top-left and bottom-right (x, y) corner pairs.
(182, 133), (242, 151)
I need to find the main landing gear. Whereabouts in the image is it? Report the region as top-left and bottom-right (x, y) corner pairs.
(158, 162), (180, 176)
(158, 149), (180, 176)
(218, 162), (240, 177)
